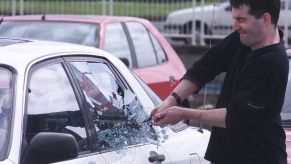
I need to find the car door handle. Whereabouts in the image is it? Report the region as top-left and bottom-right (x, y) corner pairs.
(169, 76), (175, 81)
(169, 76), (177, 87)
(148, 151), (165, 163)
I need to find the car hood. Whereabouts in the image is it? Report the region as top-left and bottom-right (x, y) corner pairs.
(165, 2), (228, 25)
(166, 4), (215, 23)
(170, 5), (215, 16)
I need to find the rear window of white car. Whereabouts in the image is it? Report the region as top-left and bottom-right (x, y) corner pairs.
(0, 67), (13, 161)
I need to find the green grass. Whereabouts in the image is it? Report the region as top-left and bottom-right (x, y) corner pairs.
(0, 0), (211, 19)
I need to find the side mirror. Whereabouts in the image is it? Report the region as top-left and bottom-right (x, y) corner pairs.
(119, 57), (130, 67)
(23, 132), (78, 164)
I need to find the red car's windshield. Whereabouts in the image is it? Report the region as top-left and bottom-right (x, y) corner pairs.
(0, 21), (99, 47)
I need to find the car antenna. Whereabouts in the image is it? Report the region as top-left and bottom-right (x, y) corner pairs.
(41, 14), (46, 20)
(198, 0), (217, 133)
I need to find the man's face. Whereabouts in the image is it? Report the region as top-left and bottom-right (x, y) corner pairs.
(232, 5), (265, 48)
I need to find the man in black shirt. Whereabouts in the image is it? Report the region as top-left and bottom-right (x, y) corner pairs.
(150, 0), (289, 163)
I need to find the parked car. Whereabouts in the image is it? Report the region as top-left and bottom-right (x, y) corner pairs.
(0, 15), (186, 100)
(0, 38), (210, 164)
(164, 0), (291, 44)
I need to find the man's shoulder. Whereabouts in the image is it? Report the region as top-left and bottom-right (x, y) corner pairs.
(257, 42), (286, 59)
(210, 31), (243, 53)
(257, 44), (288, 72)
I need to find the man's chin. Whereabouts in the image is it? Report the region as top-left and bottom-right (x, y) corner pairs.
(240, 39), (246, 45)
(240, 38), (249, 47)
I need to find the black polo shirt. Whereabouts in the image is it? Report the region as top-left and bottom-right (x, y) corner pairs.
(183, 31), (289, 164)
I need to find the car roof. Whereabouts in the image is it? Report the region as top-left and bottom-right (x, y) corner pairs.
(2, 14), (149, 24)
(0, 37), (115, 70)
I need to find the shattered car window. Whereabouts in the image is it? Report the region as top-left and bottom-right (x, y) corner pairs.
(70, 61), (156, 151)
(0, 67), (13, 160)
(26, 63), (89, 151)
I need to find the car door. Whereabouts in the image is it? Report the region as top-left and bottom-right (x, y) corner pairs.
(124, 21), (180, 99)
(103, 22), (134, 68)
(64, 56), (171, 163)
(22, 58), (106, 164)
(102, 20), (185, 100)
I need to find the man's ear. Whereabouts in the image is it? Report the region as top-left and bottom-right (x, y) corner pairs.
(261, 13), (272, 25)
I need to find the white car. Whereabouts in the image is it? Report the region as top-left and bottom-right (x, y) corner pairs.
(164, 1), (291, 44)
(0, 38), (210, 164)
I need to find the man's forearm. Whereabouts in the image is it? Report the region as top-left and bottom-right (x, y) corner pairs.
(159, 79), (227, 128)
(169, 79), (199, 104)
(182, 107), (227, 128)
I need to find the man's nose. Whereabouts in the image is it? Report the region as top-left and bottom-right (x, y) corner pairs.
(233, 21), (240, 31)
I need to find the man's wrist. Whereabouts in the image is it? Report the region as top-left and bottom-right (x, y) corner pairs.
(164, 95), (177, 107)
(171, 92), (182, 106)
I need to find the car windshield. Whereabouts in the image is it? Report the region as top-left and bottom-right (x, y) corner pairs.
(0, 21), (99, 47)
(281, 58), (291, 121)
(0, 67), (13, 160)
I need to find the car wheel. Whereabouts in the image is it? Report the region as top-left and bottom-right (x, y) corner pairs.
(182, 21), (212, 45)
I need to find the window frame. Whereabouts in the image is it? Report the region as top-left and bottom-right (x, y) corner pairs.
(22, 54), (158, 159)
(22, 57), (95, 158)
(124, 21), (159, 68)
(0, 64), (15, 161)
(148, 32), (167, 64)
(103, 21), (168, 68)
(103, 22), (135, 68)
(64, 56), (132, 153)
(63, 56), (157, 153)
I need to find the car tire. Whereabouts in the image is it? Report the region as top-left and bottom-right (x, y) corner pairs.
(182, 21), (212, 45)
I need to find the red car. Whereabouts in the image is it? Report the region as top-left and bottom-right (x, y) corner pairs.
(0, 15), (186, 100)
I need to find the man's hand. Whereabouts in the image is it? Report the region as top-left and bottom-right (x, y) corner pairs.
(152, 106), (184, 126)
(150, 95), (177, 123)
(149, 79), (199, 126)
(152, 107), (227, 128)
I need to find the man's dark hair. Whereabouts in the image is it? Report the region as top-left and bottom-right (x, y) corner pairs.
(230, 0), (281, 26)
